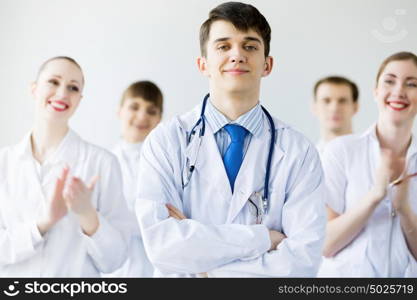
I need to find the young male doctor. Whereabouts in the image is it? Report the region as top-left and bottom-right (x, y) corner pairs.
(135, 1), (326, 277)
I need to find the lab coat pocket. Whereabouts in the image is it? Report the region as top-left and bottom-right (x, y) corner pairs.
(319, 238), (369, 277)
(235, 195), (264, 225)
(339, 234), (370, 277)
(263, 186), (285, 231)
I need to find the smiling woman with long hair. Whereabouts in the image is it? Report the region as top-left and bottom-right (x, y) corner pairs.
(319, 52), (417, 277)
(0, 56), (129, 277)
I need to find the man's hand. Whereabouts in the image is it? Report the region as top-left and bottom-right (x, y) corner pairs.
(269, 230), (286, 251)
(166, 203), (187, 220)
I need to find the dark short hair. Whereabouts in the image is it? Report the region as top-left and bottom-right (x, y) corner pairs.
(37, 56), (84, 85)
(313, 76), (359, 103)
(120, 81), (163, 113)
(376, 51), (417, 86)
(199, 2), (271, 57)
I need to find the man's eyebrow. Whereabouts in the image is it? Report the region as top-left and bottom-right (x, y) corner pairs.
(213, 37), (230, 43)
(244, 36), (262, 43)
(212, 36), (262, 43)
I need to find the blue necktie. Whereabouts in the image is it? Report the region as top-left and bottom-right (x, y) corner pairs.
(223, 124), (248, 193)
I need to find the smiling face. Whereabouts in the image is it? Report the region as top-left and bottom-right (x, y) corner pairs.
(197, 20), (273, 97)
(118, 97), (161, 143)
(32, 58), (83, 124)
(313, 83), (358, 134)
(375, 59), (417, 126)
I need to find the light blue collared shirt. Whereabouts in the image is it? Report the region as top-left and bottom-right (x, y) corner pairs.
(204, 99), (264, 158)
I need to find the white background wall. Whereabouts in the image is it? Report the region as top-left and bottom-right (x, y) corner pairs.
(0, 0), (416, 149)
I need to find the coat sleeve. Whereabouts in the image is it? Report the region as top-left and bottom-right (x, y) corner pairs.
(82, 154), (130, 273)
(321, 140), (348, 215)
(136, 125), (271, 275)
(0, 146), (45, 266)
(207, 145), (326, 277)
(0, 210), (44, 265)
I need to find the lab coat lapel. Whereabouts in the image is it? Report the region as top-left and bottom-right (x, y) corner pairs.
(366, 125), (381, 190)
(13, 133), (47, 216)
(226, 120), (284, 224)
(187, 120), (233, 202)
(42, 130), (81, 185)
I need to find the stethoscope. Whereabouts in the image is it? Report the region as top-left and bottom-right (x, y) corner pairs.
(185, 93), (276, 215)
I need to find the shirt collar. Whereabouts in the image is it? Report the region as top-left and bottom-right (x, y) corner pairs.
(120, 139), (143, 152)
(15, 131), (34, 160)
(205, 98), (264, 138)
(15, 129), (80, 165)
(118, 140), (143, 160)
(366, 123), (417, 158)
(316, 139), (327, 153)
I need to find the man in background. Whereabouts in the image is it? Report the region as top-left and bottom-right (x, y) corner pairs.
(312, 76), (359, 154)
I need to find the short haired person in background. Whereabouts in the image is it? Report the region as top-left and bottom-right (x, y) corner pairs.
(0, 56), (129, 276)
(108, 81), (163, 277)
(312, 76), (359, 154)
(135, 2), (325, 277)
(319, 52), (417, 277)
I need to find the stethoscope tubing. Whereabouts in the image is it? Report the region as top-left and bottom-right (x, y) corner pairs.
(187, 93), (276, 213)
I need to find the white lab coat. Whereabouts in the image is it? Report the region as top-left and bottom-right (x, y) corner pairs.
(0, 129), (130, 277)
(318, 125), (417, 277)
(102, 141), (153, 277)
(316, 139), (326, 157)
(135, 104), (326, 277)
